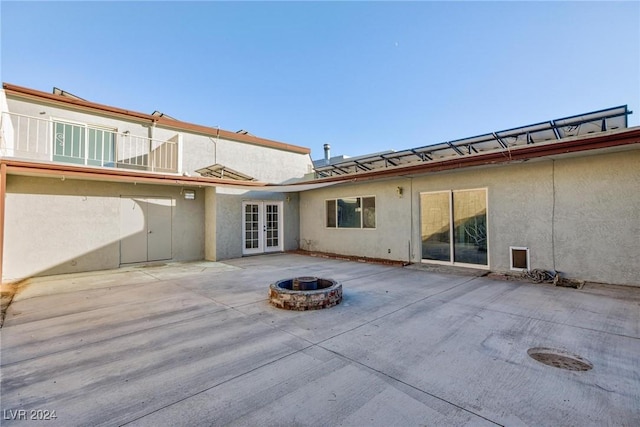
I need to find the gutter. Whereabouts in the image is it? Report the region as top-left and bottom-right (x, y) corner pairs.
(0, 159), (270, 188)
(304, 128), (640, 184)
(2, 83), (311, 155)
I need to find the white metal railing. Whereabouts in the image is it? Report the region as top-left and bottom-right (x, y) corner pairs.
(0, 111), (179, 173)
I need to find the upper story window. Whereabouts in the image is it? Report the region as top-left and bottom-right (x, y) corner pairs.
(53, 120), (116, 167)
(326, 196), (376, 229)
(1, 111), (179, 173)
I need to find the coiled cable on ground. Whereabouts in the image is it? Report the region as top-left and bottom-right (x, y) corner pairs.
(522, 268), (559, 284)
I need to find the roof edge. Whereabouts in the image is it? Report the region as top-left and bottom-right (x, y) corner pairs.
(0, 158), (271, 187)
(301, 127), (640, 184)
(2, 83), (310, 155)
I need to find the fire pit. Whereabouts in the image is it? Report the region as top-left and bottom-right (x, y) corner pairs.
(269, 277), (342, 310)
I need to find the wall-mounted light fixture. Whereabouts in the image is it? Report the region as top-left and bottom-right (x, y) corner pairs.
(396, 186), (403, 197)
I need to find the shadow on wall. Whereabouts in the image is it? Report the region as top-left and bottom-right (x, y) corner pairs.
(4, 185), (182, 283)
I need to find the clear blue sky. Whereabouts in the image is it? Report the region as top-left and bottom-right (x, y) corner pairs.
(2, 1), (638, 160)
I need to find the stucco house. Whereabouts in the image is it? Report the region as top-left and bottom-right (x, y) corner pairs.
(301, 106), (639, 287)
(1, 83), (638, 287)
(0, 83), (313, 282)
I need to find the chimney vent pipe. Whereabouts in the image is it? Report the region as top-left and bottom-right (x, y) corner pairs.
(323, 143), (331, 163)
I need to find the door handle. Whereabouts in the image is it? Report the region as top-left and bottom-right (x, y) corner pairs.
(148, 230), (153, 234)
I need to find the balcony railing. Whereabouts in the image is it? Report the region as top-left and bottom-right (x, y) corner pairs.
(0, 111), (179, 173)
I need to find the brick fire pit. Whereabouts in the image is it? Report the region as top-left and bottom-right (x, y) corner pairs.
(269, 277), (342, 310)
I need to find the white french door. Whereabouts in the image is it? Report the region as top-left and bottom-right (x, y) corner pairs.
(242, 201), (283, 255)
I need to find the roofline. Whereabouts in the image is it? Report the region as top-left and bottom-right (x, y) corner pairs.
(299, 127), (640, 185)
(2, 83), (311, 155)
(0, 158), (271, 188)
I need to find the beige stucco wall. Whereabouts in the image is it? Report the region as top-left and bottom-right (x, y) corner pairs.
(214, 191), (301, 260)
(300, 148), (640, 286)
(4, 176), (205, 281)
(552, 151), (640, 285)
(299, 179), (414, 261)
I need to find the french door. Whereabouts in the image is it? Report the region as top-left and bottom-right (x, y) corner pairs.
(242, 201), (283, 255)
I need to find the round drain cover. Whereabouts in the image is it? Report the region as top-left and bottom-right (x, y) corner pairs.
(527, 347), (593, 371)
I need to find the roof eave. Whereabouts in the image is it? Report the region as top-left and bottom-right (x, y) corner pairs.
(305, 127), (640, 184)
(0, 158), (270, 188)
(2, 83), (310, 155)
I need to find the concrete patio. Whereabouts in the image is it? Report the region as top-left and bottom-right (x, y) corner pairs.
(1, 253), (638, 426)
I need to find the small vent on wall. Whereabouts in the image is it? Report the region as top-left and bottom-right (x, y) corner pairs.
(510, 247), (530, 271)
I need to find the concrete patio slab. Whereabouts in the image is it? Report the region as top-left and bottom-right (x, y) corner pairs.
(1, 253), (638, 426)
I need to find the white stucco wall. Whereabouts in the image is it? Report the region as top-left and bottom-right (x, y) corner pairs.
(300, 148), (640, 286)
(4, 94), (314, 183)
(3, 92), (313, 274)
(4, 176), (205, 281)
(5, 96), (152, 154)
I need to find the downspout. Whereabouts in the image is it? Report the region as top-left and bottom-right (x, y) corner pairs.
(0, 162), (6, 282)
(409, 176), (413, 264)
(149, 120), (156, 172)
(551, 159), (556, 272)
(208, 126), (219, 165)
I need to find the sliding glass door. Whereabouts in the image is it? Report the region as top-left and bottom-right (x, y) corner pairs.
(420, 189), (488, 267)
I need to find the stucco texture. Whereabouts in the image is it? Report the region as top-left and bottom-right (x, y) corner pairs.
(214, 190), (300, 261)
(300, 148), (640, 286)
(4, 176), (205, 280)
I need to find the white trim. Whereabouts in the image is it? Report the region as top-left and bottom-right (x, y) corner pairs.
(264, 201), (284, 253)
(242, 201), (263, 255)
(242, 200), (284, 255)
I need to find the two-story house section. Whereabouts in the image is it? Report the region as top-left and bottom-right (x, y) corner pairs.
(0, 83), (313, 283)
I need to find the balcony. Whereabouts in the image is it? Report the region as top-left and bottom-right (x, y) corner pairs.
(0, 112), (179, 173)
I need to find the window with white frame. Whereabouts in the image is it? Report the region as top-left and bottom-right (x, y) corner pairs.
(53, 120), (116, 166)
(326, 196), (376, 229)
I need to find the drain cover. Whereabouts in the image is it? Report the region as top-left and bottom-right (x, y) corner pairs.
(527, 347), (593, 371)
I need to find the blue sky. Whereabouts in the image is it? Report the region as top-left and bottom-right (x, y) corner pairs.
(2, 1), (638, 160)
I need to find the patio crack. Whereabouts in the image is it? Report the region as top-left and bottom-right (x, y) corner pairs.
(119, 344), (316, 426)
(318, 344), (504, 426)
(314, 275), (481, 346)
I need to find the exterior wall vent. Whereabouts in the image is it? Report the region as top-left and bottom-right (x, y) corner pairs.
(510, 247), (530, 271)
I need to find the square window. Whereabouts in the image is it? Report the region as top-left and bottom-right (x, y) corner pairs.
(326, 196), (375, 229)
